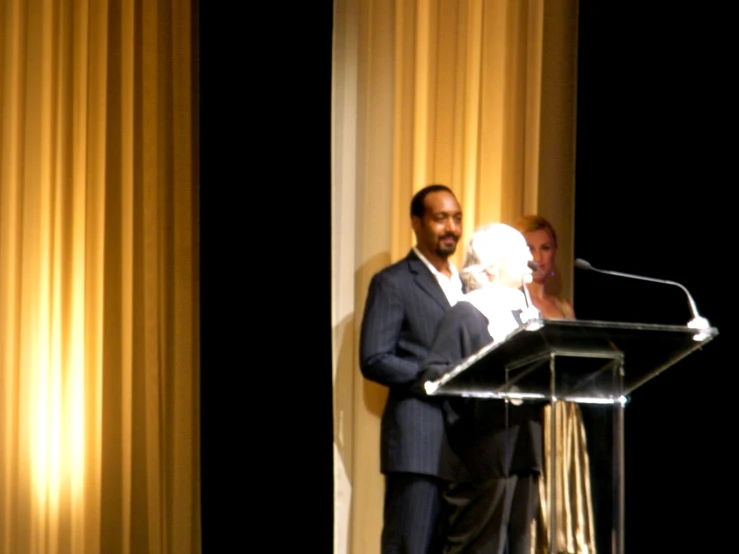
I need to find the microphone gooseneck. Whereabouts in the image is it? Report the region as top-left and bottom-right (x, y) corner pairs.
(522, 279), (535, 310)
(520, 266), (541, 326)
(574, 258), (710, 331)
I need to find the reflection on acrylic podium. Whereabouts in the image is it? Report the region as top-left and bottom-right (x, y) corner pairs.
(424, 318), (719, 554)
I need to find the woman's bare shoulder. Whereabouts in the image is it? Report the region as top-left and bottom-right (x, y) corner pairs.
(557, 297), (576, 319)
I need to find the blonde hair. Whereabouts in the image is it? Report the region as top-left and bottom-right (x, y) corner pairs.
(514, 214), (558, 247)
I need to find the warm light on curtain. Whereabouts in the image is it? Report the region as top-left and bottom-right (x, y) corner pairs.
(333, 1), (578, 552)
(0, 1), (199, 553)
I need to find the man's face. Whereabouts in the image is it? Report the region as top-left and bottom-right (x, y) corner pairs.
(412, 191), (462, 259)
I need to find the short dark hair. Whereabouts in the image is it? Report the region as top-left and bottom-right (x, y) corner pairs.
(410, 184), (455, 218)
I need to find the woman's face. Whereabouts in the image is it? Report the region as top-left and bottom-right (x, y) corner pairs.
(523, 228), (556, 283)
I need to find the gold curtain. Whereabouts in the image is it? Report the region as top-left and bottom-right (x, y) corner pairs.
(0, 1), (199, 553)
(388, 0), (547, 268)
(333, 1), (578, 552)
(333, 1), (580, 552)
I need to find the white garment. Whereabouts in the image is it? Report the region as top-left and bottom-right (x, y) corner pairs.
(460, 285), (528, 343)
(413, 246), (463, 306)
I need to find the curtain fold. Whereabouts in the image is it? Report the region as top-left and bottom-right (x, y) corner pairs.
(333, 1), (578, 552)
(0, 1), (199, 553)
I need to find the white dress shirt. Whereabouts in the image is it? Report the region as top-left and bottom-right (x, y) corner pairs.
(413, 246), (463, 306)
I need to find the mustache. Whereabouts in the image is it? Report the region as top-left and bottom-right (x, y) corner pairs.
(440, 233), (459, 241)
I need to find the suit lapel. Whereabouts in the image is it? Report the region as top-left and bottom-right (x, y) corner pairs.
(406, 251), (453, 310)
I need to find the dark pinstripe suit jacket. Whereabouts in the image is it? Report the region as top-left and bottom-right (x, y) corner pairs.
(359, 249), (468, 481)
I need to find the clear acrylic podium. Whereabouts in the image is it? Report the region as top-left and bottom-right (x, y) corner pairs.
(424, 318), (719, 554)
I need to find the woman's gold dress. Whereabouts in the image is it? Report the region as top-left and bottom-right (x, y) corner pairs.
(532, 299), (597, 554)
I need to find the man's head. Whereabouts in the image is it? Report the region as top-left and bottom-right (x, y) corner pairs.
(410, 184), (462, 261)
(461, 223), (533, 291)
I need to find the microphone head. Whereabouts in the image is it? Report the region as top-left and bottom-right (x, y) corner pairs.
(574, 258), (592, 270)
(527, 261), (540, 271)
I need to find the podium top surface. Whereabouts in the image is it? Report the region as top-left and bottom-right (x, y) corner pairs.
(424, 318), (718, 404)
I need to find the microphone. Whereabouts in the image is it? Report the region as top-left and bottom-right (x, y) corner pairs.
(520, 261), (542, 326)
(574, 258), (711, 333)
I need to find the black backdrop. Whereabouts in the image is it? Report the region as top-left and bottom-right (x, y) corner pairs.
(575, 3), (733, 552)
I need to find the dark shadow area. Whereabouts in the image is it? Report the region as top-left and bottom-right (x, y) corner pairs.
(199, 1), (335, 551)
(575, 2), (734, 552)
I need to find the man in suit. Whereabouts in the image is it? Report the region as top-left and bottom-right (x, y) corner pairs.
(359, 184), (468, 554)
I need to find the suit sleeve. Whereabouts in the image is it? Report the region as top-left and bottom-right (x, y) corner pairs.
(359, 271), (420, 386)
(416, 303), (492, 423)
(418, 303), (491, 385)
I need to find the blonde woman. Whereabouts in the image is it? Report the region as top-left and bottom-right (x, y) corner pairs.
(514, 215), (596, 554)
